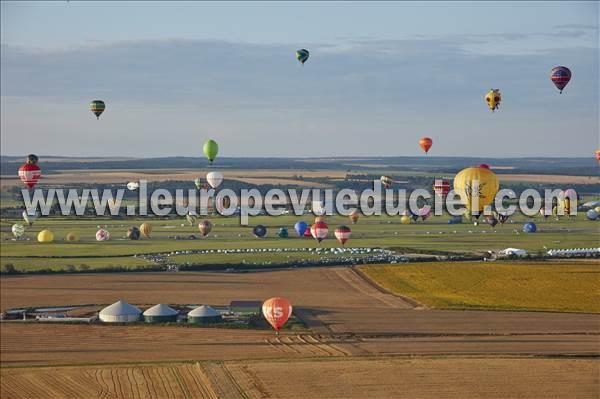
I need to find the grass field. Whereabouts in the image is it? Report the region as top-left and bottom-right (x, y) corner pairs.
(361, 261), (600, 313)
(2, 212), (598, 273)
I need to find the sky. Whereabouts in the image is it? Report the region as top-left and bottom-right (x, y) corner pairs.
(1, 1), (598, 158)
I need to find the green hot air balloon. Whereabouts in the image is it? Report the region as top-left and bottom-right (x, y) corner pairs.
(296, 49), (310, 65)
(89, 100), (105, 119)
(203, 139), (219, 164)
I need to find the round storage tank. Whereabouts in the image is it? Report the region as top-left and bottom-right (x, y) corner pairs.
(99, 300), (141, 323)
(143, 304), (178, 323)
(187, 305), (222, 324)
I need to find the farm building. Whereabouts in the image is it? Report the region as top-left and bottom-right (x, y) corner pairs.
(99, 300), (141, 323)
(143, 304), (178, 323)
(229, 300), (262, 315)
(187, 305), (222, 324)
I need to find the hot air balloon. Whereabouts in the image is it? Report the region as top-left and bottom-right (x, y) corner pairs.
(199, 220), (213, 237)
(194, 178), (204, 190)
(215, 193), (231, 214)
(314, 215), (326, 224)
(127, 227), (141, 240)
(310, 221), (328, 243)
(38, 229), (54, 242)
(203, 139), (219, 163)
(586, 209), (598, 220)
(433, 179), (450, 197)
(96, 228), (110, 241)
(89, 100), (105, 119)
(334, 226), (352, 246)
(380, 175), (394, 189)
(550, 66), (571, 93)
(523, 222), (537, 233)
(419, 137), (433, 154)
(400, 215), (411, 224)
(262, 297), (292, 333)
(303, 228), (312, 237)
(595, 150), (600, 164)
(186, 212), (198, 226)
(294, 221), (308, 237)
(496, 212), (509, 225)
(349, 210), (360, 224)
(486, 215), (498, 227)
(277, 227), (289, 238)
(139, 222), (152, 238)
(478, 163), (490, 169)
(206, 171), (223, 189)
(22, 208), (40, 226)
(66, 232), (78, 241)
(418, 207), (431, 221)
(485, 89), (501, 112)
(18, 155), (42, 188)
(253, 225), (267, 238)
(11, 224), (25, 238)
(296, 49), (310, 65)
(454, 166), (499, 218)
(127, 182), (139, 191)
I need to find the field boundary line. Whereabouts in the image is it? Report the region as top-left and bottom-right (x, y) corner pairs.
(351, 266), (427, 309)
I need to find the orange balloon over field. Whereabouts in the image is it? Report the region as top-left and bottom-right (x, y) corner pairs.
(595, 150), (600, 164)
(262, 297), (292, 332)
(419, 137), (433, 154)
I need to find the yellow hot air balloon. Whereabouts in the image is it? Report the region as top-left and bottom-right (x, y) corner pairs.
(400, 215), (411, 224)
(454, 166), (499, 217)
(139, 222), (152, 238)
(484, 89), (501, 112)
(37, 229), (54, 242)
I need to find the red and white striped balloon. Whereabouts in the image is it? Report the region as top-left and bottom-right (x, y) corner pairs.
(433, 179), (450, 197)
(334, 226), (352, 246)
(18, 163), (42, 188)
(310, 221), (328, 243)
(95, 228), (110, 241)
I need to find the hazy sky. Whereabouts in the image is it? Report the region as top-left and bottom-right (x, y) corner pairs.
(1, 1), (598, 158)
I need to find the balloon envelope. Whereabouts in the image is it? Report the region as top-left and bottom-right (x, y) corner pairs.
(310, 221), (328, 243)
(127, 227), (141, 240)
(11, 224), (25, 238)
(586, 210), (599, 220)
(89, 100), (105, 119)
(419, 137), (433, 153)
(550, 66), (571, 93)
(485, 89), (501, 111)
(453, 166), (499, 215)
(262, 297), (292, 331)
(295, 221), (308, 236)
(37, 229), (54, 242)
(433, 179), (450, 197)
(277, 227), (289, 238)
(127, 182), (139, 191)
(96, 229), (110, 241)
(18, 162), (41, 188)
(22, 209), (39, 226)
(296, 49), (309, 64)
(203, 139), (219, 162)
(380, 175), (393, 188)
(139, 223), (152, 237)
(349, 211), (360, 224)
(199, 220), (213, 237)
(334, 226), (352, 246)
(206, 171), (223, 189)
(523, 222), (537, 233)
(253, 225), (267, 238)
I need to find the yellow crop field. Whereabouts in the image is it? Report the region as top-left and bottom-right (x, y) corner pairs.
(361, 261), (600, 313)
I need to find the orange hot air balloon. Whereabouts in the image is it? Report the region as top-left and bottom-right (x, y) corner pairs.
(419, 137), (433, 154)
(595, 150), (600, 164)
(262, 297), (292, 333)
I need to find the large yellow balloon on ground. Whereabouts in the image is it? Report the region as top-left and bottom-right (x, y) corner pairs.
(454, 166), (499, 215)
(139, 222), (152, 237)
(37, 229), (54, 242)
(400, 215), (411, 224)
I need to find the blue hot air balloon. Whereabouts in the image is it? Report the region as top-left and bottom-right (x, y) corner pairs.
(294, 221), (308, 237)
(523, 222), (537, 233)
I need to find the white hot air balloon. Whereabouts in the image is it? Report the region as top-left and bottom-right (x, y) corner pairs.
(22, 208), (40, 226)
(206, 171), (223, 189)
(127, 181), (140, 191)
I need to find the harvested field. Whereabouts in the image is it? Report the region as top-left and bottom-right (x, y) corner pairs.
(2, 358), (598, 399)
(496, 173), (599, 184)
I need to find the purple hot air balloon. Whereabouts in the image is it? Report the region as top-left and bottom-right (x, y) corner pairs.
(550, 66), (571, 94)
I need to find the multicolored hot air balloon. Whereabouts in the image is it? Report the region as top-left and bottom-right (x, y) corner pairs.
(349, 210), (360, 224)
(253, 225), (267, 238)
(18, 155), (41, 188)
(262, 297), (292, 333)
(294, 221), (308, 237)
(203, 139), (219, 163)
(380, 175), (394, 189)
(38, 229), (54, 242)
(127, 227), (141, 240)
(454, 166), (499, 218)
(95, 228), (110, 241)
(296, 49), (310, 65)
(419, 137), (433, 154)
(310, 221), (328, 243)
(485, 89), (501, 112)
(139, 222), (152, 238)
(89, 100), (105, 119)
(206, 171), (223, 189)
(550, 66), (571, 94)
(199, 220), (213, 237)
(433, 179), (450, 197)
(11, 224), (25, 238)
(334, 226), (352, 246)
